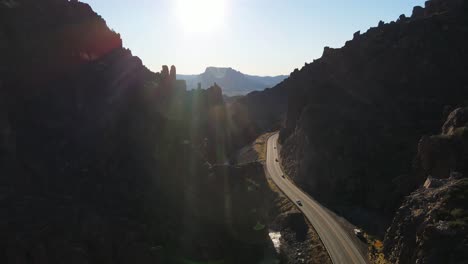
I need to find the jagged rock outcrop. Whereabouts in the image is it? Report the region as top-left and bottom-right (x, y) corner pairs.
(416, 107), (468, 182)
(157, 65), (187, 98)
(169, 65), (176, 82)
(412, 6), (425, 18)
(161, 65), (170, 78)
(384, 107), (468, 263)
(442, 107), (468, 134)
(383, 176), (468, 264)
(207, 83), (223, 105)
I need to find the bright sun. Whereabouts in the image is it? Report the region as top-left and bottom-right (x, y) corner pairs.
(176, 0), (227, 33)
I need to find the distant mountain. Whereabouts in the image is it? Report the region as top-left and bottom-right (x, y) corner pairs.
(177, 67), (288, 96)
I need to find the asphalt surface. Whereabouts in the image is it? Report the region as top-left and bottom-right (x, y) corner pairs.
(266, 133), (367, 264)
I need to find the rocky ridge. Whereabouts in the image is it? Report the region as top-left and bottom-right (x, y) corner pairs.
(277, 0), (468, 216)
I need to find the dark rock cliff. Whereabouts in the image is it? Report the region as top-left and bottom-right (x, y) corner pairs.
(0, 1), (275, 263)
(275, 0), (468, 215)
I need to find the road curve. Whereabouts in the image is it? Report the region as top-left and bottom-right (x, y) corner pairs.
(266, 133), (367, 264)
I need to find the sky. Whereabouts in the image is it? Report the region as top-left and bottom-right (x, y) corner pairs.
(81, 0), (426, 76)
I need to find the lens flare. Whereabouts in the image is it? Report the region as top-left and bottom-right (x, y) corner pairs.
(175, 0), (227, 33)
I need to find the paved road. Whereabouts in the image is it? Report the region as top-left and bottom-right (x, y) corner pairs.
(266, 133), (367, 264)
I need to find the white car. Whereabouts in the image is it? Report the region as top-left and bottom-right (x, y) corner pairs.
(354, 229), (365, 240)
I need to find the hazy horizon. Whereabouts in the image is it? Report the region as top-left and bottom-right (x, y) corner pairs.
(81, 0), (425, 76)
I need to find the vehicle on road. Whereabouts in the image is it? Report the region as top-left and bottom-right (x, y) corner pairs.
(267, 133), (367, 263)
(354, 229), (365, 241)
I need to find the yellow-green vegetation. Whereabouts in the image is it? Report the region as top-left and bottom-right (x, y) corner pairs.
(247, 132), (293, 210)
(371, 253), (392, 264)
(444, 179), (468, 229)
(451, 208), (465, 218)
(368, 237), (391, 264)
(253, 132), (275, 161)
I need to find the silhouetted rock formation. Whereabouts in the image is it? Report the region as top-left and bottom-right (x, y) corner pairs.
(207, 83), (223, 105)
(0, 1), (274, 263)
(169, 65), (176, 82)
(1, 0), (123, 84)
(412, 6), (425, 18)
(158, 65), (187, 97)
(162, 65), (170, 77)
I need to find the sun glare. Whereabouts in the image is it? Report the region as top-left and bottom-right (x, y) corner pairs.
(176, 0), (227, 33)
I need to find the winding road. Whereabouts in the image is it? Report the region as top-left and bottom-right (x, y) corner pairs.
(265, 133), (367, 264)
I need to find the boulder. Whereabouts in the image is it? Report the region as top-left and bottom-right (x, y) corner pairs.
(423, 176), (445, 188)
